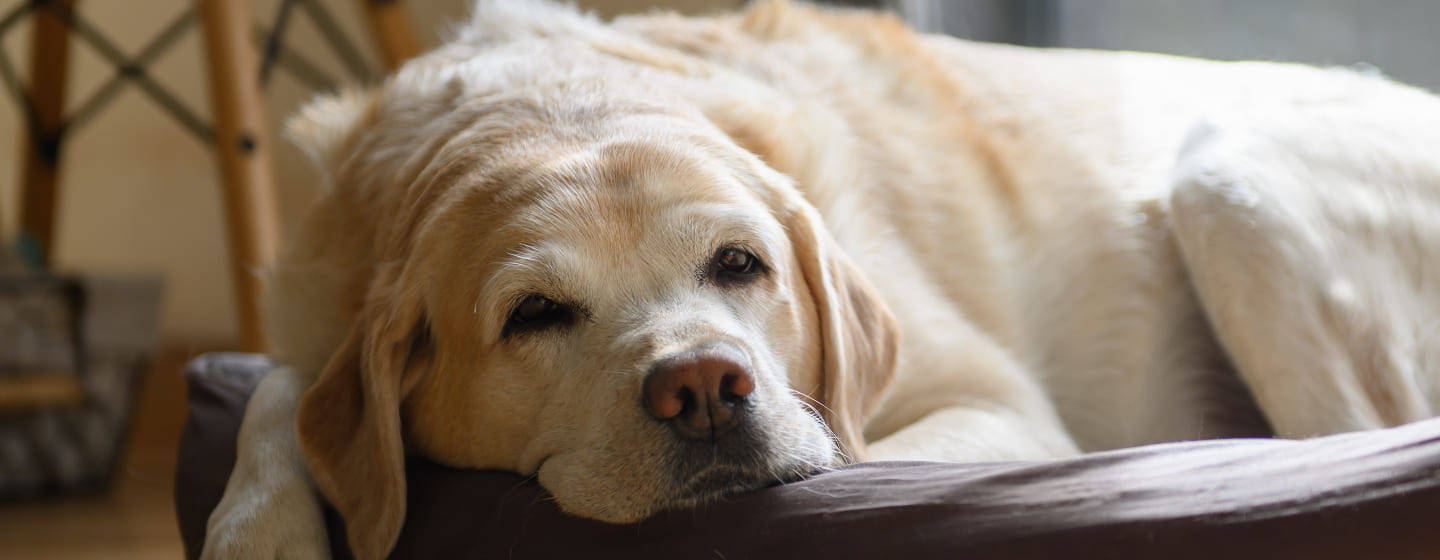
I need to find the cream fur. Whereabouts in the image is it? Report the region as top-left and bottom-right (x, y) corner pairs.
(203, 1), (1440, 559)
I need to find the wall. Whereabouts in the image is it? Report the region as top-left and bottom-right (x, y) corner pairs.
(0, 0), (738, 345)
(1050, 0), (1440, 93)
(888, 1), (1440, 94)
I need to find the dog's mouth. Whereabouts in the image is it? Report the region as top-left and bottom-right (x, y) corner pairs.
(677, 464), (773, 499)
(531, 421), (839, 524)
(663, 434), (831, 507)
(649, 402), (841, 508)
(662, 460), (821, 510)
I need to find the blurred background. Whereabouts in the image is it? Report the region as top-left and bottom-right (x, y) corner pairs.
(1, 0), (1436, 557)
(4, 0), (1439, 350)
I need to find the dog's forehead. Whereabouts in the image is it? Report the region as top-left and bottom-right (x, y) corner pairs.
(474, 132), (764, 237)
(439, 131), (788, 309)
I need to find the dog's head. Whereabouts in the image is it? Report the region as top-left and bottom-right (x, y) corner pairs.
(287, 9), (898, 559)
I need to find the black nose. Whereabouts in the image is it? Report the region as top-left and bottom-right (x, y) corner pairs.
(643, 342), (756, 440)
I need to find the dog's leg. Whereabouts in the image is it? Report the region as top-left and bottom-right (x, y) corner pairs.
(867, 404), (1081, 462)
(1169, 114), (1440, 438)
(201, 366), (328, 560)
(865, 326), (1081, 461)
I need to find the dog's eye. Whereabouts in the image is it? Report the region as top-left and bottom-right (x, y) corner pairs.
(718, 248), (754, 272)
(504, 295), (572, 337)
(713, 246), (763, 283)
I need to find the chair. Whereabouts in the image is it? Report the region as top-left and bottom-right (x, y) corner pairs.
(6, 0), (418, 352)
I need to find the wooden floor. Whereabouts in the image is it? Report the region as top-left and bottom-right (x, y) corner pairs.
(0, 347), (211, 559)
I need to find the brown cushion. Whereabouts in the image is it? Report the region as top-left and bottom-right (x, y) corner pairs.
(175, 353), (1440, 559)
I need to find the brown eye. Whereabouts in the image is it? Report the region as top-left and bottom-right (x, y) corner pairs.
(719, 248), (753, 272)
(713, 246), (763, 283)
(513, 295), (555, 322)
(504, 295), (572, 337)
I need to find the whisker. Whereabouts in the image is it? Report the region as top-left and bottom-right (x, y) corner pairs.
(790, 388), (839, 418)
(787, 388), (852, 463)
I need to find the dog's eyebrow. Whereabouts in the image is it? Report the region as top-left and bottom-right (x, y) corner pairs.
(478, 243), (560, 306)
(492, 243), (565, 290)
(656, 198), (775, 236)
(482, 245), (598, 325)
(501, 243), (549, 270)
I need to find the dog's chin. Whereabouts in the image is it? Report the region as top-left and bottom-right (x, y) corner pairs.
(541, 407), (842, 524)
(656, 424), (840, 507)
(548, 452), (837, 525)
(675, 462), (808, 503)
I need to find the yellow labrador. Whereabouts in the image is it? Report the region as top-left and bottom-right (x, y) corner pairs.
(203, 1), (1440, 558)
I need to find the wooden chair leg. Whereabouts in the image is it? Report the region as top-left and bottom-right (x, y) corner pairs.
(17, 0), (77, 266)
(198, 0), (280, 353)
(358, 0), (419, 70)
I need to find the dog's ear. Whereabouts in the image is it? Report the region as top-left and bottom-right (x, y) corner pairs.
(781, 200), (899, 462)
(286, 89), (375, 172)
(295, 262), (431, 560)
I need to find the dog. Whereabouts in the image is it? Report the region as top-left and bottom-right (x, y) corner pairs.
(201, 1), (1440, 558)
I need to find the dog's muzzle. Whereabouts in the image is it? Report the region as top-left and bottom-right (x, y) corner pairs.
(642, 341), (756, 441)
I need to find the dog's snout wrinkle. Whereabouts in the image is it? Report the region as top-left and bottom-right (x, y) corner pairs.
(643, 342), (756, 440)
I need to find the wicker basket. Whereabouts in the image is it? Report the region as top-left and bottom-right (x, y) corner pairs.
(0, 272), (162, 497)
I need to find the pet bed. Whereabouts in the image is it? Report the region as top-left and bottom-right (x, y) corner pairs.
(175, 353), (1440, 559)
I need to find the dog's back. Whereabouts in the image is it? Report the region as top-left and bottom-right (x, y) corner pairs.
(614, 1), (1440, 449)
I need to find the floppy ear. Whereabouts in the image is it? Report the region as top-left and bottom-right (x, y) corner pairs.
(295, 263), (431, 560)
(782, 202), (899, 462)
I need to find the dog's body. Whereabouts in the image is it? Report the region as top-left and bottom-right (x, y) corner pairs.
(203, 2), (1440, 558)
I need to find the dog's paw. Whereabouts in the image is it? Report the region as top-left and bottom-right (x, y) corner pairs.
(200, 480), (330, 560)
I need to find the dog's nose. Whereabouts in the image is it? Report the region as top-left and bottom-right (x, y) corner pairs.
(643, 343), (756, 439)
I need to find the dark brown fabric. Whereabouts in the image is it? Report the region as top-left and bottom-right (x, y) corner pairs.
(176, 353), (1440, 559)
(173, 353), (268, 559)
